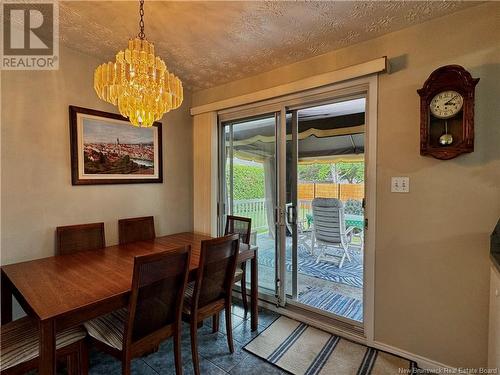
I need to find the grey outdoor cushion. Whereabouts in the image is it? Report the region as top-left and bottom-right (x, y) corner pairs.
(311, 198), (345, 244)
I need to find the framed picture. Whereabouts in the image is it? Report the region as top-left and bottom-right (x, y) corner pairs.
(69, 106), (163, 185)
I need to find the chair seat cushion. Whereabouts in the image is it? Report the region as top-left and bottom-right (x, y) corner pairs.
(234, 267), (244, 282)
(183, 282), (195, 313)
(0, 317), (86, 371)
(84, 308), (127, 351)
(184, 267), (243, 314)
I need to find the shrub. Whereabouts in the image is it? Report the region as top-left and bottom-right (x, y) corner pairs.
(230, 164), (265, 200)
(298, 164), (332, 182)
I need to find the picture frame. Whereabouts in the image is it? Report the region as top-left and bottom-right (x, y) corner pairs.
(69, 106), (163, 185)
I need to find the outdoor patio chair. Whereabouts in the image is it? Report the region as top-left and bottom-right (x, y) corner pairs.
(311, 198), (354, 268)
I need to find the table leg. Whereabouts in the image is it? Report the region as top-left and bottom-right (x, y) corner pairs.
(251, 252), (259, 331)
(39, 319), (56, 375)
(1, 271), (13, 324)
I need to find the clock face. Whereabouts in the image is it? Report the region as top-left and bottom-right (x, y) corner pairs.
(429, 90), (464, 119)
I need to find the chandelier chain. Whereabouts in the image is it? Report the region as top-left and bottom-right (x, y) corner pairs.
(138, 0), (145, 40)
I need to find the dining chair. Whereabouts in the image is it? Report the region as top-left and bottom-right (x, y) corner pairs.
(224, 215), (252, 313)
(83, 246), (191, 375)
(56, 222), (105, 255)
(183, 234), (239, 375)
(0, 317), (88, 375)
(118, 216), (155, 244)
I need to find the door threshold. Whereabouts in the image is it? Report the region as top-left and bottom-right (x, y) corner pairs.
(286, 298), (363, 328)
(258, 298), (367, 346)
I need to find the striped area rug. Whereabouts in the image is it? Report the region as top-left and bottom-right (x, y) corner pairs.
(244, 316), (416, 375)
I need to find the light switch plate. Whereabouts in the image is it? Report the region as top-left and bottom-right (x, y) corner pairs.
(391, 177), (410, 193)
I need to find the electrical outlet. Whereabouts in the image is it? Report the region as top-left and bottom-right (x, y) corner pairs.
(391, 177), (410, 193)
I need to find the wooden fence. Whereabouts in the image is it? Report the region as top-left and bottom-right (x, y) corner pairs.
(298, 183), (364, 202)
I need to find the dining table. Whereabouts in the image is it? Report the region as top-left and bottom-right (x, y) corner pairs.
(0, 232), (259, 375)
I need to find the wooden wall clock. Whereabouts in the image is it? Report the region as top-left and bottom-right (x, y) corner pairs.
(417, 65), (479, 160)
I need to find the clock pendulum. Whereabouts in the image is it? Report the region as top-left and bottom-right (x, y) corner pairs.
(439, 120), (453, 146)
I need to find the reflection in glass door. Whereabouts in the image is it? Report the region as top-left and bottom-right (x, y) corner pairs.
(220, 114), (279, 296)
(286, 98), (366, 324)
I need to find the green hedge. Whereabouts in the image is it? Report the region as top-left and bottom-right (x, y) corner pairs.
(298, 164), (331, 182)
(230, 165), (265, 200)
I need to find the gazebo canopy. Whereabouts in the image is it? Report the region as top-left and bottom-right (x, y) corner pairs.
(227, 98), (366, 163)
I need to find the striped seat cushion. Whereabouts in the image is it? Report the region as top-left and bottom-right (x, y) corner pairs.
(0, 317), (86, 371)
(83, 308), (127, 351)
(234, 267), (244, 282)
(184, 268), (242, 313)
(183, 282), (195, 312)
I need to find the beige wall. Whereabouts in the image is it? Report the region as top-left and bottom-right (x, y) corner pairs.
(1, 45), (194, 266)
(489, 265), (500, 369)
(192, 3), (500, 368)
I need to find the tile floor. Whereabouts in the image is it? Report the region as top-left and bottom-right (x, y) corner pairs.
(88, 300), (284, 375)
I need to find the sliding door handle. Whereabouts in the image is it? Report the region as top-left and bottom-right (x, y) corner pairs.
(286, 205), (296, 225)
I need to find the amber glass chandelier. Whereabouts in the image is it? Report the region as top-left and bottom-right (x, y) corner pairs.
(94, 0), (183, 127)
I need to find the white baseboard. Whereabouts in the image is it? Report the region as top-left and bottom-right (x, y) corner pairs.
(371, 340), (453, 371)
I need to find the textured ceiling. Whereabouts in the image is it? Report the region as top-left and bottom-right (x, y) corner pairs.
(59, 1), (479, 90)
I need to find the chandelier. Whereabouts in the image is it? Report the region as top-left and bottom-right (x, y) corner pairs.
(93, 0), (183, 127)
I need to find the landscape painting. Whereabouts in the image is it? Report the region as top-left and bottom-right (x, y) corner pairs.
(70, 106), (163, 185)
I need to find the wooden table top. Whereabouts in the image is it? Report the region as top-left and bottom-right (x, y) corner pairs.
(1, 232), (254, 323)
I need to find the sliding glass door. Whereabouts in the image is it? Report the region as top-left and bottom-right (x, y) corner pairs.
(285, 98), (366, 325)
(219, 93), (368, 328)
(220, 113), (279, 296)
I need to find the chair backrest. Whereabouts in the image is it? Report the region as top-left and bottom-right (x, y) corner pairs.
(118, 216), (155, 244)
(56, 222), (105, 255)
(311, 198), (346, 244)
(225, 215), (251, 245)
(124, 246), (191, 346)
(192, 234), (239, 309)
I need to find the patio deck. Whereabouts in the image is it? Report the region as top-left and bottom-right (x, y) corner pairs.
(253, 232), (364, 322)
